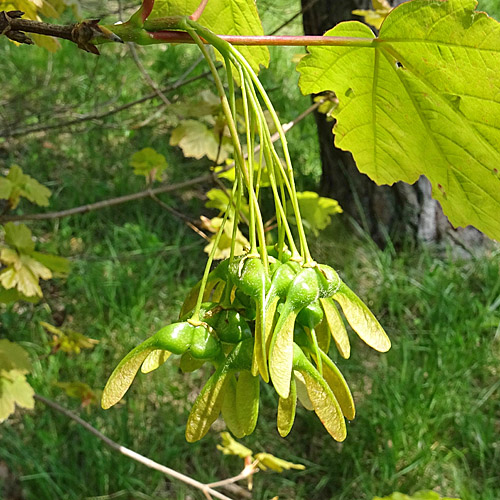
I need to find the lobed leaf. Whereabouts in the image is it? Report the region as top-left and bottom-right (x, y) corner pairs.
(0, 370), (35, 423)
(298, 0), (500, 241)
(0, 339), (32, 373)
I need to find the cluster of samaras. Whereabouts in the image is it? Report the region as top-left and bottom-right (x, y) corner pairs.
(102, 247), (390, 442)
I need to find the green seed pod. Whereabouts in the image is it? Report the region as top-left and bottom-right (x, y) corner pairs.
(186, 339), (253, 442)
(153, 322), (197, 355)
(316, 264), (341, 298)
(190, 325), (222, 359)
(296, 300), (324, 330)
(267, 245), (292, 263)
(212, 309), (252, 344)
(179, 352), (205, 373)
(239, 258), (269, 298)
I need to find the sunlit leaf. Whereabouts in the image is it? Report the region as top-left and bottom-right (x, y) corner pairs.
(4, 165), (51, 208)
(3, 222), (35, 254)
(0, 339), (32, 373)
(0, 248), (52, 297)
(298, 0), (500, 241)
(0, 370), (35, 423)
(216, 431), (253, 458)
(170, 120), (232, 162)
(254, 452), (305, 472)
(352, 0), (392, 29)
(31, 252), (70, 274)
(202, 217), (249, 260)
(130, 147), (168, 181)
(288, 192), (342, 236)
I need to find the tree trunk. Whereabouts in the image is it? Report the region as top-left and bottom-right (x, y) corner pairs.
(300, 0), (463, 246)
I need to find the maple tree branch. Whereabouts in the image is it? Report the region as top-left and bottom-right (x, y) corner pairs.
(34, 394), (235, 500)
(0, 174), (213, 222)
(1, 11), (375, 50)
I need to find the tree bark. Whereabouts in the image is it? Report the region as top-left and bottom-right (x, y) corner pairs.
(300, 0), (455, 246)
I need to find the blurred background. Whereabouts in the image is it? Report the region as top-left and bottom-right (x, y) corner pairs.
(0, 1), (499, 499)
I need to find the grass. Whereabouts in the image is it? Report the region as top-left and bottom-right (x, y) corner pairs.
(1, 1), (500, 499)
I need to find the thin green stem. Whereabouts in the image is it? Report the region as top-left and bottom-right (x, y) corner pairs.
(229, 48), (313, 264)
(240, 67), (258, 255)
(242, 72), (299, 257)
(190, 183), (236, 323)
(184, 19), (268, 270)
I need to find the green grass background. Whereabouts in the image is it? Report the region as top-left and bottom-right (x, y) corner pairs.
(1, 1), (499, 499)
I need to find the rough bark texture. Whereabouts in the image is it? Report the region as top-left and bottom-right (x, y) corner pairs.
(300, 0), (487, 250)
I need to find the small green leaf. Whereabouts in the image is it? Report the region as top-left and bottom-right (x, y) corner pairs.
(41, 322), (98, 355)
(0, 370), (35, 423)
(3, 222), (35, 254)
(216, 431), (253, 458)
(333, 282), (391, 352)
(0, 339), (32, 373)
(254, 452), (305, 473)
(0, 178), (13, 199)
(0, 287), (40, 304)
(130, 147), (168, 181)
(31, 252), (70, 274)
(288, 192), (342, 236)
(22, 176), (51, 207)
(170, 120), (231, 162)
(4, 165), (51, 207)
